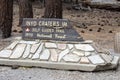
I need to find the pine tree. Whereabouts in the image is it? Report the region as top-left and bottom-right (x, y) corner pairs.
(0, 0), (13, 38)
(44, 0), (63, 18)
(18, 0), (33, 25)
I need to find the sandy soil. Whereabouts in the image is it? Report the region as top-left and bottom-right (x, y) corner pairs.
(3, 3), (120, 49)
(0, 3), (120, 50)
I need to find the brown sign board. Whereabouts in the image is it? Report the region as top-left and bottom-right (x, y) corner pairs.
(21, 18), (83, 42)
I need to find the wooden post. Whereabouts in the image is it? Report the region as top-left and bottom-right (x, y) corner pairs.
(114, 32), (120, 53)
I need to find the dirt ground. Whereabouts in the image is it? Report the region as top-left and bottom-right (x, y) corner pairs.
(1, 3), (119, 49)
(0, 3), (120, 52)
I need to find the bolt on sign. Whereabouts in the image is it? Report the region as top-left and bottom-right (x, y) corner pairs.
(21, 18), (83, 42)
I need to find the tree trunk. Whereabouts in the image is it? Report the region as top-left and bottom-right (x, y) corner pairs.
(44, 0), (63, 18)
(18, 0), (33, 25)
(75, 0), (79, 4)
(0, 0), (13, 38)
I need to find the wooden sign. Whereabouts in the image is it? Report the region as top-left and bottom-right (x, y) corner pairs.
(21, 18), (83, 42)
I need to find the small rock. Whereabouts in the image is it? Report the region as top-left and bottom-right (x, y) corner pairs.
(0, 50), (12, 58)
(28, 54), (33, 59)
(76, 25), (81, 28)
(68, 44), (74, 50)
(50, 49), (58, 62)
(85, 52), (91, 56)
(22, 44), (31, 59)
(30, 43), (41, 54)
(88, 55), (105, 65)
(45, 43), (57, 48)
(58, 44), (67, 50)
(100, 54), (113, 63)
(81, 40), (93, 44)
(72, 50), (84, 57)
(110, 56), (119, 68)
(10, 44), (26, 59)
(58, 49), (69, 61)
(32, 43), (44, 59)
(40, 49), (50, 61)
(11, 65), (19, 69)
(80, 57), (90, 64)
(6, 41), (19, 50)
(19, 40), (39, 44)
(63, 54), (81, 63)
(75, 44), (95, 52)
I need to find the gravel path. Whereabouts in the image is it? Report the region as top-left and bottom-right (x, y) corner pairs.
(0, 65), (119, 80)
